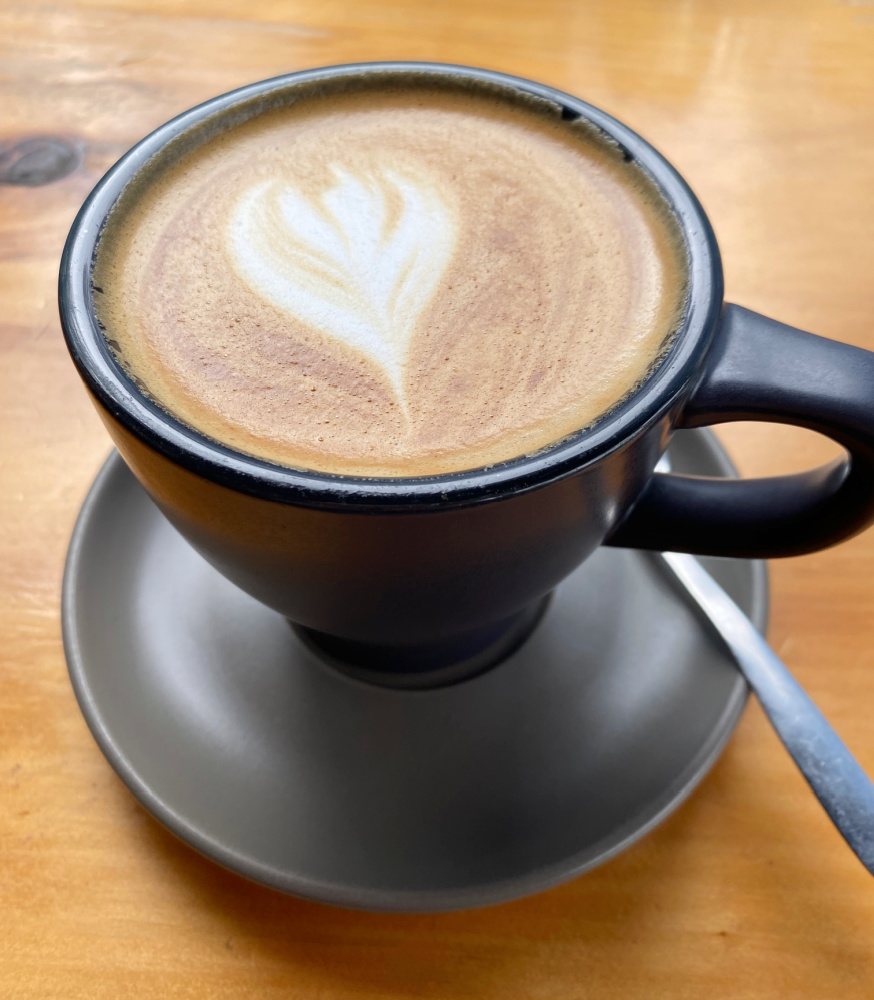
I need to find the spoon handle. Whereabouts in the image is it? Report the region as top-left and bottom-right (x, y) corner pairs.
(662, 549), (874, 875)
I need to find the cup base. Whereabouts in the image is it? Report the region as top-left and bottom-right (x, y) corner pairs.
(293, 596), (552, 689)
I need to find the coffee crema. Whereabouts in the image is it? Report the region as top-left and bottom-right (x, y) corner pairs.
(93, 80), (688, 477)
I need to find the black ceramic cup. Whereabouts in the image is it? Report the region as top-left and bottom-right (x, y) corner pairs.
(60, 63), (874, 687)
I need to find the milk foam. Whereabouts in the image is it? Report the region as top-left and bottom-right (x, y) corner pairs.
(227, 165), (457, 410)
(93, 83), (688, 477)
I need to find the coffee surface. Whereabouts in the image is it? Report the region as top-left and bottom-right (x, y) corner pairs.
(94, 81), (687, 477)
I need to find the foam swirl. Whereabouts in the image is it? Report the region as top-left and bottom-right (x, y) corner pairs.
(94, 87), (688, 477)
(226, 165), (457, 407)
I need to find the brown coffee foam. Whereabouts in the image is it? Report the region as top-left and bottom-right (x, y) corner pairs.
(94, 83), (687, 477)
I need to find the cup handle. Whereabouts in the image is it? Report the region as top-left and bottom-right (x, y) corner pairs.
(606, 304), (874, 557)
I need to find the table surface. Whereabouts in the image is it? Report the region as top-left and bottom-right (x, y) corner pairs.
(2, 0), (873, 996)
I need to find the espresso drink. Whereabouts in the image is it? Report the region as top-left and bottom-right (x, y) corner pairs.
(94, 79), (687, 477)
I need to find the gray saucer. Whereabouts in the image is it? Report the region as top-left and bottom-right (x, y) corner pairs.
(62, 429), (767, 912)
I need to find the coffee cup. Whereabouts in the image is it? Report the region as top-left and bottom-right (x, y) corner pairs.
(60, 63), (874, 688)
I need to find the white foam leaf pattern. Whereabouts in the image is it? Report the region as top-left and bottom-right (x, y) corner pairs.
(227, 165), (457, 408)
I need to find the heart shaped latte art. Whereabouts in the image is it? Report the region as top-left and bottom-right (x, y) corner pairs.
(226, 165), (458, 409)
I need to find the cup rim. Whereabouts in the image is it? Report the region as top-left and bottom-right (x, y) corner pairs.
(59, 61), (723, 510)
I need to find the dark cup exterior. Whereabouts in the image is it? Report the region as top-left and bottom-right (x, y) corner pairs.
(92, 401), (668, 646)
(65, 63), (874, 671)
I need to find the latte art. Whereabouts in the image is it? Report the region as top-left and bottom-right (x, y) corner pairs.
(227, 165), (457, 409)
(93, 82), (688, 477)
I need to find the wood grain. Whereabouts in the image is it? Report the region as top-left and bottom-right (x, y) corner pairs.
(2, 1), (873, 996)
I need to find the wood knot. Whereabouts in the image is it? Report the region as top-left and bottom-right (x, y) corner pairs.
(0, 136), (82, 186)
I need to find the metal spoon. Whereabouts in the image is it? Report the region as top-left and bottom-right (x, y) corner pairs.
(655, 452), (874, 874)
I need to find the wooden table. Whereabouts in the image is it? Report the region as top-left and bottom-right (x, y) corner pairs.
(2, 1), (873, 995)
